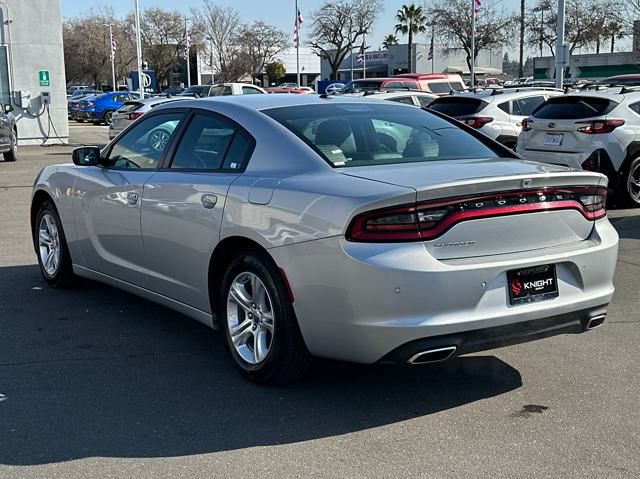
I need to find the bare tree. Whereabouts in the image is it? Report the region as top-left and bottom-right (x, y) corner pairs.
(237, 21), (289, 77)
(63, 7), (123, 87)
(427, 0), (515, 73)
(308, 0), (384, 80)
(191, 2), (247, 82)
(123, 7), (186, 89)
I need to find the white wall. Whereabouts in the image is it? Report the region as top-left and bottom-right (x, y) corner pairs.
(2, 0), (68, 145)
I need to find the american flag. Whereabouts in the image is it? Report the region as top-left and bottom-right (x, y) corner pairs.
(356, 43), (365, 65)
(110, 30), (117, 58)
(294, 9), (304, 48)
(427, 36), (433, 61)
(182, 27), (191, 60)
(474, 0), (482, 14)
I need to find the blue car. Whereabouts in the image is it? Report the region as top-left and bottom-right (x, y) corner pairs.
(76, 91), (139, 125)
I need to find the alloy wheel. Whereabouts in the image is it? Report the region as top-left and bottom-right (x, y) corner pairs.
(38, 213), (61, 277)
(226, 272), (275, 365)
(149, 130), (170, 152)
(628, 162), (640, 204)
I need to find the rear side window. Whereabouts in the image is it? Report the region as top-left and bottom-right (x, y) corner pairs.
(449, 82), (465, 92)
(416, 96), (434, 107)
(118, 102), (143, 113)
(497, 102), (510, 114)
(532, 96), (617, 119)
(429, 97), (487, 117)
(388, 96), (415, 105)
(514, 96), (545, 116)
(629, 102), (640, 115)
(242, 86), (263, 95)
(427, 82), (452, 94)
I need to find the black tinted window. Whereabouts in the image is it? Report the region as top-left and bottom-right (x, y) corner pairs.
(118, 102), (143, 113)
(265, 103), (499, 168)
(171, 114), (252, 170)
(429, 98), (487, 117)
(515, 96), (545, 116)
(388, 96), (415, 105)
(629, 102), (640, 114)
(498, 102), (510, 114)
(428, 82), (452, 94)
(533, 96), (617, 119)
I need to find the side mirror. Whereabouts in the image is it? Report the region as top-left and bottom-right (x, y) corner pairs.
(3, 103), (13, 113)
(72, 146), (101, 166)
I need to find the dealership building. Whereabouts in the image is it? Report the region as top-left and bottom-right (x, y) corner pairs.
(0, 0), (68, 145)
(321, 43), (503, 81)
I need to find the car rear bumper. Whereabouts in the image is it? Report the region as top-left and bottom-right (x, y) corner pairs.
(270, 218), (618, 364)
(75, 110), (97, 121)
(516, 147), (590, 169)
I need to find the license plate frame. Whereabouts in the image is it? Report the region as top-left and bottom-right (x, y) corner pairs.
(543, 133), (564, 146)
(507, 264), (559, 306)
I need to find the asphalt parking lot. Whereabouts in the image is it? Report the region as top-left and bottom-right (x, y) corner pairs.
(0, 123), (639, 478)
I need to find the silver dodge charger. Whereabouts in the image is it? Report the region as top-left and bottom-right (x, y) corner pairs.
(31, 95), (618, 384)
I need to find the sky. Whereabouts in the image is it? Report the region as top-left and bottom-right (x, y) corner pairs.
(60, 0), (526, 54)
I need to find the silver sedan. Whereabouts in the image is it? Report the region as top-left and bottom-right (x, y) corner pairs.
(31, 95), (618, 384)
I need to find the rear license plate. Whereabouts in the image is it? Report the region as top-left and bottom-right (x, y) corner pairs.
(544, 133), (563, 146)
(507, 264), (558, 305)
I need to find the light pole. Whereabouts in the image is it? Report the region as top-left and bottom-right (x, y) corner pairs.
(104, 23), (116, 91)
(206, 36), (215, 84)
(532, 5), (549, 57)
(555, 0), (565, 89)
(134, 0), (144, 97)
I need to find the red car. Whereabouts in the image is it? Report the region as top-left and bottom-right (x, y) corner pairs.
(265, 87), (305, 94)
(392, 73), (466, 96)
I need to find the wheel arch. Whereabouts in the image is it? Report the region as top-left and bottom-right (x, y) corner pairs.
(30, 189), (57, 253)
(208, 236), (279, 316)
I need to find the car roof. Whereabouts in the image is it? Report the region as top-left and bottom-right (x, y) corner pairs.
(160, 93), (407, 112)
(393, 73), (455, 80)
(369, 91), (436, 99)
(438, 88), (563, 103)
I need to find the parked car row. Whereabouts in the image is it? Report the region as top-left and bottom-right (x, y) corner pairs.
(329, 73), (466, 97)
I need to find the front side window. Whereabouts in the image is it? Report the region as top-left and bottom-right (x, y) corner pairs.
(265, 103), (500, 168)
(170, 113), (252, 170)
(105, 113), (184, 169)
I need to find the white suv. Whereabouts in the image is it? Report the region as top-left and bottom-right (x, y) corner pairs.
(516, 88), (640, 206)
(429, 88), (564, 149)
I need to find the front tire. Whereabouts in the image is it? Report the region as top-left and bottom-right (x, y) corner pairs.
(103, 110), (114, 125)
(34, 201), (74, 288)
(218, 250), (311, 385)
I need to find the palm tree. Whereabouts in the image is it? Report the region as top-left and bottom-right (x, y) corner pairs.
(394, 4), (428, 73)
(382, 34), (399, 50)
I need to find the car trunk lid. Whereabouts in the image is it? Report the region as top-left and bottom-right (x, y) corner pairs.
(342, 159), (605, 259)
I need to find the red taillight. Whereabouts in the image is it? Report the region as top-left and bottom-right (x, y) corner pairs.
(346, 187), (607, 243)
(461, 116), (494, 129)
(127, 111), (144, 120)
(576, 119), (625, 134)
(522, 118), (533, 132)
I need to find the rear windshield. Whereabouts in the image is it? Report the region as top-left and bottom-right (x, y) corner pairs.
(264, 103), (499, 168)
(181, 86), (209, 96)
(532, 96), (618, 119)
(428, 82), (454, 94)
(343, 80), (383, 92)
(428, 97), (487, 117)
(118, 101), (143, 113)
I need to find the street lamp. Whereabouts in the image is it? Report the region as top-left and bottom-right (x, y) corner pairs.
(103, 23), (116, 91)
(205, 36), (215, 84)
(532, 4), (550, 58)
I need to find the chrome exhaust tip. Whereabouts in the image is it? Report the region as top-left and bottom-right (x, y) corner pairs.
(587, 314), (606, 330)
(407, 346), (457, 365)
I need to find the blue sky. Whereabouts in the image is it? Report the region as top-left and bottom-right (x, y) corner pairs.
(61, 0), (524, 52)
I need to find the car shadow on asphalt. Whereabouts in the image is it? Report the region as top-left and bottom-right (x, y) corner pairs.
(0, 265), (522, 466)
(609, 215), (640, 240)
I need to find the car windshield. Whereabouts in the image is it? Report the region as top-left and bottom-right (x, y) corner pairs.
(264, 103), (499, 168)
(532, 96), (618, 119)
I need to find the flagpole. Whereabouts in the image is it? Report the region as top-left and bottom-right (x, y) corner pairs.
(470, 0), (476, 88)
(134, 0), (144, 97)
(185, 18), (191, 87)
(109, 24), (116, 91)
(363, 33), (366, 79)
(296, 0), (300, 87)
(431, 25), (435, 73)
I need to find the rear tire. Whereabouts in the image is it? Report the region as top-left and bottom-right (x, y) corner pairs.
(3, 128), (17, 162)
(34, 201), (75, 288)
(218, 250), (311, 385)
(621, 157), (640, 208)
(103, 110), (114, 126)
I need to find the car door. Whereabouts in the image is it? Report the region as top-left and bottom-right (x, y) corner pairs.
(140, 110), (254, 312)
(73, 111), (187, 287)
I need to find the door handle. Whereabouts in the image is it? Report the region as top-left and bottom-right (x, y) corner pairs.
(127, 192), (140, 206)
(201, 194), (218, 209)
